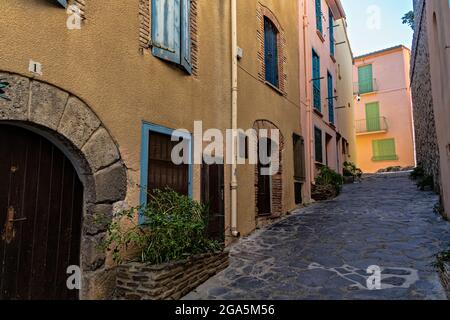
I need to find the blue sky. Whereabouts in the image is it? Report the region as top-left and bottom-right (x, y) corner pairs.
(340, 0), (414, 57)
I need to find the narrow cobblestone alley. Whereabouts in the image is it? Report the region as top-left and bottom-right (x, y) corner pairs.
(184, 173), (450, 300)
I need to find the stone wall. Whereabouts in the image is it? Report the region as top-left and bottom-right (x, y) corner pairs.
(410, 0), (441, 190)
(115, 251), (229, 300)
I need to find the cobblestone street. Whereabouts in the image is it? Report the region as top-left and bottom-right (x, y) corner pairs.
(184, 173), (450, 300)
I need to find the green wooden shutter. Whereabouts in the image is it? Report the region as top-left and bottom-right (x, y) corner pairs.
(152, 0), (181, 64)
(328, 72), (334, 124)
(329, 8), (335, 57)
(312, 50), (321, 111)
(181, 0), (192, 74)
(315, 0), (323, 33)
(358, 65), (373, 94)
(372, 139), (397, 161)
(365, 102), (380, 132)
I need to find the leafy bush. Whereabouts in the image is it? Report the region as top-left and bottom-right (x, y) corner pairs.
(312, 166), (344, 201)
(434, 243), (450, 272)
(343, 161), (363, 178)
(102, 189), (223, 265)
(417, 175), (434, 191)
(410, 166), (425, 180)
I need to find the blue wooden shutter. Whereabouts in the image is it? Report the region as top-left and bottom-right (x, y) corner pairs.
(56, 0), (67, 7)
(152, 0), (181, 64)
(312, 50), (321, 111)
(315, 0), (323, 33)
(329, 9), (335, 56)
(327, 72), (334, 124)
(181, 0), (192, 74)
(264, 18), (279, 87)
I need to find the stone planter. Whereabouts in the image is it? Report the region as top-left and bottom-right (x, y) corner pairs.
(438, 261), (450, 299)
(115, 250), (229, 300)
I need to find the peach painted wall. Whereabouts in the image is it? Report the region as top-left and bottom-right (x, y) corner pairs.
(353, 46), (416, 173)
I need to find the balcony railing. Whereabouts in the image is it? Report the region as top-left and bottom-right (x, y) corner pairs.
(353, 78), (378, 95)
(356, 117), (388, 134)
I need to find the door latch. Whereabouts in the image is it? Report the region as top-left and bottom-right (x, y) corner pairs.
(2, 207), (16, 244)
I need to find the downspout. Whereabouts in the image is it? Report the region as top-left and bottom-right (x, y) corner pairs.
(230, 0), (240, 237)
(302, 0), (314, 201)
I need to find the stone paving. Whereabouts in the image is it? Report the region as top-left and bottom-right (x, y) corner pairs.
(184, 172), (450, 300)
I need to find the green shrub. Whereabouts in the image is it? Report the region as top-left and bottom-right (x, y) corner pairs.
(102, 189), (223, 265)
(312, 166), (344, 201)
(416, 175), (434, 191)
(410, 166), (425, 180)
(434, 243), (450, 272)
(343, 161), (363, 178)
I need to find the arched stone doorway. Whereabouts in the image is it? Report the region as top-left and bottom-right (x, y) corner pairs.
(253, 120), (284, 219)
(0, 71), (127, 299)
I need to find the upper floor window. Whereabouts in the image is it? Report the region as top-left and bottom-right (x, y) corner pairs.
(151, 0), (192, 74)
(315, 0), (323, 33)
(312, 50), (321, 111)
(329, 8), (335, 57)
(358, 64), (374, 94)
(264, 17), (279, 88)
(327, 72), (334, 124)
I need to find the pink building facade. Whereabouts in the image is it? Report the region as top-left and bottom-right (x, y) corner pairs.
(353, 46), (416, 173)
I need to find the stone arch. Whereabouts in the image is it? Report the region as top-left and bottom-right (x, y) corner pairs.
(0, 71), (127, 299)
(253, 119), (284, 219)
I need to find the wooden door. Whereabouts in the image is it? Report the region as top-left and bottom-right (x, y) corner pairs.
(257, 138), (272, 216)
(201, 163), (224, 242)
(0, 125), (83, 300)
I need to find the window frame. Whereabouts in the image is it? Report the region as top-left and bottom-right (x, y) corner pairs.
(264, 16), (280, 88)
(327, 71), (334, 125)
(372, 138), (398, 162)
(312, 49), (321, 112)
(315, 0), (323, 34)
(139, 121), (193, 224)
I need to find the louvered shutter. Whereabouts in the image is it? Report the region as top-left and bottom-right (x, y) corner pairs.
(152, 0), (181, 64)
(181, 0), (192, 74)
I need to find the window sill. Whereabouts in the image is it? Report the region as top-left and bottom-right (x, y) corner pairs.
(316, 30), (325, 43)
(265, 81), (284, 96)
(313, 108), (324, 118)
(372, 156), (399, 162)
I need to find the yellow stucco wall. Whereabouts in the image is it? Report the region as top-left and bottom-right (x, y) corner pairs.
(335, 17), (357, 166)
(0, 1), (232, 234)
(0, 0), (303, 240)
(235, 0), (301, 236)
(354, 46), (415, 173)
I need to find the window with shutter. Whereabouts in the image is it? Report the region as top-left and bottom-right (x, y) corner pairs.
(329, 8), (335, 57)
(312, 50), (321, 111)
(372, 139), (398, 161)
(264, 17), (279, 88)
(327, 72), (334, 124)
(358, 65), (373, 94)
(314, 127), (323, 163)
(151, 0), (192, 74)
(315, 0), (323, 33)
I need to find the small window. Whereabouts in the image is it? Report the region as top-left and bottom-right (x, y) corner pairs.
(151, 0), (192, 74)
(314, 127), (323, 163)
(315, 0), (323, 33)
(264, 17), (279, 88)
(372, 139), (398, 161)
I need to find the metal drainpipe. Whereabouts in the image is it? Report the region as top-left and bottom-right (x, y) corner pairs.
(231, 0), (240, 237)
